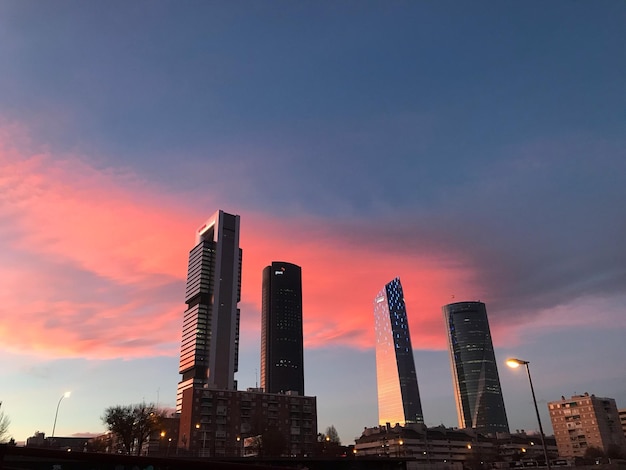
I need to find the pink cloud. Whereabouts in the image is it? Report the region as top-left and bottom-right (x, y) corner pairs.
(0, 125), (482, 360)
(238, 214), (481, 350)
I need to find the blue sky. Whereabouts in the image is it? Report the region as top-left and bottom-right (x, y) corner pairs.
(0, 1), (624, 444)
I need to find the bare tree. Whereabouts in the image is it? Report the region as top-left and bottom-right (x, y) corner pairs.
(325, 425), (341, 444)
(102, 402), (164, 455)
(0, 402), (11, 443)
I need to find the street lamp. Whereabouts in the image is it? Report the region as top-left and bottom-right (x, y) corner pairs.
(506, 358), (551, 470)
(52, 392), (71, 438)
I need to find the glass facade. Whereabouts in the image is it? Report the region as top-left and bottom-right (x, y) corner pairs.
(261, 262), (304, 395)
(178, 210), (242, 399)
(443, 301), (509, 434)
(374, 277), (424, 426)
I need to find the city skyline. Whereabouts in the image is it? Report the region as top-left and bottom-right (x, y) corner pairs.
(0, 1), (624, 445)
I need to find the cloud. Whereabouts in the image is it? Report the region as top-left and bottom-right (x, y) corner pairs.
(238, 214), (479, 350)
(0, 123), (484, 359)
(2, 123), (623, 362)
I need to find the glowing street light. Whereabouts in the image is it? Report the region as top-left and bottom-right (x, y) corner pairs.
(52, 391), (71, 438)
(506, 358), (551, 470)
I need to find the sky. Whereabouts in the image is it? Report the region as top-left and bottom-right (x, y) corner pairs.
(0, 0), (624, 445)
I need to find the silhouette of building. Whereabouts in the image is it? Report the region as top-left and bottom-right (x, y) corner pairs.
(177, 210), (242, 450)
(261, 262), (304, 395)
(549, 393), (626, 458)
(443, 301), (509, 435)
(373, 277), (424, 426)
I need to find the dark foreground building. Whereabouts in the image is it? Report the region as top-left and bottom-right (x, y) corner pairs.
(181, 387), (317, 457)
(261, 261), (304, 395)
(443, 301), (509, 435)
(373, 277), (424, 426)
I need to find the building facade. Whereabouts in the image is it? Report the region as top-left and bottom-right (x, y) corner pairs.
(373, 277), (424, 426)
(443, 301), (509, 435)
(354, 424), (492, 466)
(177, 210), (242, 448)
(619, 408), (626, 441)
(355, 425), (557, 466)
(182, 387), (317, 457)
(549, 393), (626, 458)
(261, 262), (304, 395)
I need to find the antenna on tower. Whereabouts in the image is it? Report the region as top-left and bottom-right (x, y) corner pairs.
(255, 369), (258, 388)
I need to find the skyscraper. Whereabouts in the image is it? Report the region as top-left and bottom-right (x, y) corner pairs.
(175, 214), (318, 457)
(261, 261), (304, 395)
(373, 277), (424, 426)
(177, 210), (242, 413)
(443, 301), (509, 435)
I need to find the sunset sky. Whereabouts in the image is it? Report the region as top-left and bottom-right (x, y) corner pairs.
(0, 1), (624, 444)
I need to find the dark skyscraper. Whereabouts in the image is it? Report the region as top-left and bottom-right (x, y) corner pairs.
(443, 301), (509, 435)
(373, 277), (424, 426)
(261, 261), (304, 395)
(177, 210), (242, 414)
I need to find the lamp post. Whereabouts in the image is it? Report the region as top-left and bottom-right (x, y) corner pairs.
(397, 439), (403, 457)
(51, 392), (71, 438)
(506, 358), (551, 470)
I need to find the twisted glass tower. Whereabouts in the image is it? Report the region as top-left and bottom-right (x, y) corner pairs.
(444, 301), (509, 435)
(373, 277), (424, 426)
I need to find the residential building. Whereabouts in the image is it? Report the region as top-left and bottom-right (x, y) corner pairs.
(619, 408), (626, 441)
(443, 301), (509, 435)
(261, 261), (304, 395)
(185, 387), (317, 457)
(373, 277), (424, 426)
(354, 424), (491, 467)
(548, 393), (626, 458)
(177, 210), (242, 449)
(354, 425), (557, 467)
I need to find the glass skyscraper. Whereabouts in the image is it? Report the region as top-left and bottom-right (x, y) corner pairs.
(443, 301), (509, 435)
(373, 277), (424, 426)
(177, 210), (242, 412)
(261, 261), (304, 395)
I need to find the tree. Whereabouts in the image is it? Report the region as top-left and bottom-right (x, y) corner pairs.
(325, 425), (341, 445)
(102, 402), (163, 455)
(0, 402), (11, 444)
(583, 446), (605, 464)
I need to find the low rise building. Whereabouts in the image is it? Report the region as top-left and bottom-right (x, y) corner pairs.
(178, 387), (317, 457)
(355, 424), (558, 467)
(548, 393), (626, 458)
(354, 424), (494, 467)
